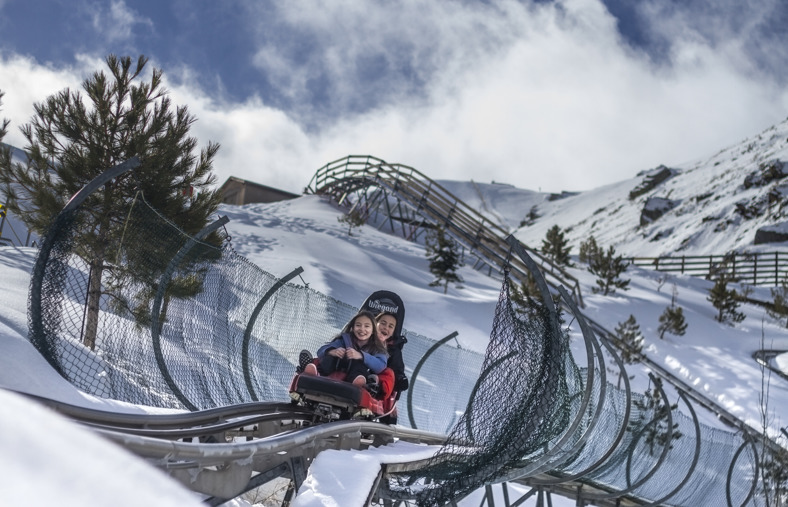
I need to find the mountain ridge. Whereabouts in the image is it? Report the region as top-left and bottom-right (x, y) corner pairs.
(438, 117), (788, 258)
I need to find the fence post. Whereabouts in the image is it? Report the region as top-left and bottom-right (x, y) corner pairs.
(776, 252), (779, 286)
(681, 256), (685, 274)
(754, 254), (758, 285)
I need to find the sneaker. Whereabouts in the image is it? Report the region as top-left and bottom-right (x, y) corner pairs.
(366, 374), (380, 397)
(303, 363), (318, 376)
(352, 375), (367, 387)
(298, 350), (313, 373)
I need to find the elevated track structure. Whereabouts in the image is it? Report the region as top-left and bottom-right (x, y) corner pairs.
(17, 156), (786, 506)
(306, 155), (584, 307)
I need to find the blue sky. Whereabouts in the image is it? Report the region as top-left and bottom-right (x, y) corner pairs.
(1, 0), (788, 194)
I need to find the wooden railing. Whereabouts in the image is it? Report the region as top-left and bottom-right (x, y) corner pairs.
(626, 252), (788, 286)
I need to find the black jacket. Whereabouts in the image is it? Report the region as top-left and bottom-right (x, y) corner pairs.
(386, 334), (408, 390)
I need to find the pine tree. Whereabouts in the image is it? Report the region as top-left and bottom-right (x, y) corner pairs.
(613, 314), (643, 388)
(0, 90), (7, 133)
(0, 90), (9, 172)
(761, 447), (788, 507)
(519, 205), (540, 227)
(0, 55), (223, 349)
(628, 377), (682, 456)
(541, 224), (572, 267)
(508, 272), (542, 319)
(768, 278), (788, 327)
(707, 272), (745, 324)
(0, 91), (7, 245)
(578, 235), (600, 264)
(425, 225), (463, 294)
(588, 244), (631, 295)
(658, 286), (688, 339)
(337, 206), (366, 236)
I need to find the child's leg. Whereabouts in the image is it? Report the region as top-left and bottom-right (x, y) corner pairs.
(345, 359), (371, 381)
(318, 355), (339, 376)
(378, 368), (395, 399)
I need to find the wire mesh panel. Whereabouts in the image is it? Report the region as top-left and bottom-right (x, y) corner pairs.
(403, 332), (485, 434)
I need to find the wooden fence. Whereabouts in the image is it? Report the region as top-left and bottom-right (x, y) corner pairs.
(625, 252), (788, 286)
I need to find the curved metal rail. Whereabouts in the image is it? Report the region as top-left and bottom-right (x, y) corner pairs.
(19, 389), (446, 503)
(94, 411), (448, 502)
(21, 391), (315, 438)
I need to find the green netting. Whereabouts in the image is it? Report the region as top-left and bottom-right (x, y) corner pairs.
(383, 271), (579, 505)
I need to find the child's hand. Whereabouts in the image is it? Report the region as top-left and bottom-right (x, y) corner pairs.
(345, 349), (362, 360)
(329, 347), (345, 358)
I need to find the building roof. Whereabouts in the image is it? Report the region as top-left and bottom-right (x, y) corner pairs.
(219, 177), (300, 205)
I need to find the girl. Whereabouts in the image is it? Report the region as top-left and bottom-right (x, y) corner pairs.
(312, 310), (388, 386)
(368, 311), (409, 405)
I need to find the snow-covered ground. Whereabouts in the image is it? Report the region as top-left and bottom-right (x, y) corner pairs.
(2, 118), (788, 505)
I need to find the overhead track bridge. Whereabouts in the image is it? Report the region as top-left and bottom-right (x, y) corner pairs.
(306, 155), (584, 307)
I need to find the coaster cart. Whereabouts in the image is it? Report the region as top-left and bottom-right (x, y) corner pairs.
(288, 290), (406, 424)
(288, 367), (397, 423)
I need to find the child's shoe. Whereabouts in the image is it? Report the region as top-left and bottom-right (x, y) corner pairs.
(298, 350), (313, 373)
(366, 374), (380, 397)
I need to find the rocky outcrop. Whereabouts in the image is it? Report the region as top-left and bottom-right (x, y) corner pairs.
(640, 197), (679, 226)
(743, 159), (787, 189)
(629, 165), (677, 200)
(754, 222), (788, 244)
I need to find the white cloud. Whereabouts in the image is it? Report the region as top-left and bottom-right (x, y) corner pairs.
(242, 0), (788, 191)
(167, 85), (313, 193)
(0, 54), (96, 148)
(90, 0), (153, 43)
(2, 0), (788, 195)
(234, 0), (788, 191)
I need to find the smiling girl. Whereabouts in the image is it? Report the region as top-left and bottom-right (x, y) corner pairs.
(313, 310), (389, 386)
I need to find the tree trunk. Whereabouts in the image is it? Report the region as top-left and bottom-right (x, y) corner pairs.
(83, 191), (111, 351)
(83, 257), (104, 350)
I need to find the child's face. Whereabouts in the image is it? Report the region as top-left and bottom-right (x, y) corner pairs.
(353, 316), (375, 342)
(376, 314), (397, 342)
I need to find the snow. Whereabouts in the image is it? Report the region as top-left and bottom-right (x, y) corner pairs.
(292, 442), (439, 507)
(0, 389), (203, 507)
(2, 118), (788, 505)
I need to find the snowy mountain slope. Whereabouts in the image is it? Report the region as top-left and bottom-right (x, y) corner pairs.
(3, 116), (788, 432)
(439, 117), (788, 257)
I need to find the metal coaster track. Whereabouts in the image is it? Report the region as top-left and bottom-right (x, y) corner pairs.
(18, 390), (448, 506)
(308, 155), (779, 450)
(20, 389), (653, 507)
(306, 155), (584, 307)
